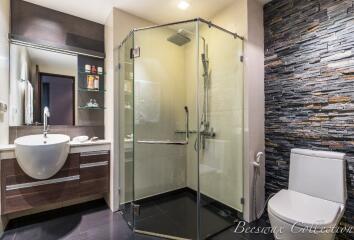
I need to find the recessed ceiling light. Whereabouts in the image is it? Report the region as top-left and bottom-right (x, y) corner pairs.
(178, 1), (190, 10)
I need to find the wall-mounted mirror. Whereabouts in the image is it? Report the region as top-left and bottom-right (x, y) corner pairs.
(9, 44), (78, 126)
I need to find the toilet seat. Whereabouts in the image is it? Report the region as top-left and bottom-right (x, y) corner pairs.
(268, 189), (344, 229)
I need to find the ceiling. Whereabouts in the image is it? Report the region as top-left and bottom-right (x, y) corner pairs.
(24, 0), (272, 25)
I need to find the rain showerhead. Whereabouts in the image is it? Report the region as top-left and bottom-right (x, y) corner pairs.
(167, 29), (191, 46)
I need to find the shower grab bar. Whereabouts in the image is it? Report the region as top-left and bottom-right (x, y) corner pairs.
(137, 140), (188, 145)
(175, 130), (197, 134)
(137, 106), (189, 145)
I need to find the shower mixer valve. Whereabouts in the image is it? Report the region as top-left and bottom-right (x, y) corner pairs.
(200, 123), (216, 149)
(201, 126), (216, 138)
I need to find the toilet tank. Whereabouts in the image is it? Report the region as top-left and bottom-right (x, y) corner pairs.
(289, 148), (347, 204)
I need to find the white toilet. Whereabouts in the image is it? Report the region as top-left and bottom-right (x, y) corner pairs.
(268, 148), (347, 240)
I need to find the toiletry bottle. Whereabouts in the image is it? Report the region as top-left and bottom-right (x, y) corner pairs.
(91, 65), (97, 74)
(87, 75), (94, 89)
(85, 64), (91, 73)
(98, 67), (103, 75)
(94, 76), (99, 90)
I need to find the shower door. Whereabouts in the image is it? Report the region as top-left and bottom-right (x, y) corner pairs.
(119, 19), (244, 240)
(131, 21), (199, 239)
(197, 21), (244, 237)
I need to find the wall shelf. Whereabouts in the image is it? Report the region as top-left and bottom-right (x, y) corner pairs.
(78, 106), (105, 110)
(78, 72), (105, 76)
(79, 88), (106, 93)
(77, 55), (105, 126)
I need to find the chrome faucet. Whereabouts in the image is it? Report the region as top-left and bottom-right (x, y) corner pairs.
(43, 107), (50, 138)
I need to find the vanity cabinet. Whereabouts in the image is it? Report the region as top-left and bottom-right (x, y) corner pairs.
(1, 151), (110, 214)
(79, 151), (110, 197)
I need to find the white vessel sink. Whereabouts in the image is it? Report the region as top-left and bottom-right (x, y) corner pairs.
(14, 134), (70, 180)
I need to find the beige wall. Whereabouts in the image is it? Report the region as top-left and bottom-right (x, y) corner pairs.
(104, 8), (152, 211)
(0, 0), (10, 144)
(33, 62), (77, 78)
(211, 0), (248, 37)
(244, 0), (265, 222)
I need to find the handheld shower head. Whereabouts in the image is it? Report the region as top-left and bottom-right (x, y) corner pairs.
(201, 53), (209, 74)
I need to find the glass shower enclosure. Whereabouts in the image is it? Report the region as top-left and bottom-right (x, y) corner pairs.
(119, 18), (244, 240)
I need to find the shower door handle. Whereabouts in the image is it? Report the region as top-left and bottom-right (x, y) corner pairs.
(137, 106), (189, 145)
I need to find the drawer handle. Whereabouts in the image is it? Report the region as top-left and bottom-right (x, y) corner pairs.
(80, 161), (109, 169)
(80, 150), (109, 157)
(6, 175), (80, 191)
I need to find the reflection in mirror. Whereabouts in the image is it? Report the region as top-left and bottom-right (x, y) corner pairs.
(9, 44), (77, 126)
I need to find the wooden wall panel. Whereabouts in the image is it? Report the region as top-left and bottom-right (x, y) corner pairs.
(11, 0), (105, 57)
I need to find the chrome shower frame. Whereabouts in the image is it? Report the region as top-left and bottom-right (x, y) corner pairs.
(119, 18), (243, 48)
(118, 18), (244, 240)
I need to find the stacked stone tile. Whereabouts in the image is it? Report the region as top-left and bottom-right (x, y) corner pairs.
(264, 0), (354, 239)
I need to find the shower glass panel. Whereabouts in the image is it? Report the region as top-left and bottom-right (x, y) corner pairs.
(133, 21), (199, 239)
(118, 19), (244, 240)
(197, 21), (244, 237)
(119, 32), (134, 226)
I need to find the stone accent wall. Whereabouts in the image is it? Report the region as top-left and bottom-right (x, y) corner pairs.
(264, 0), (354, 238)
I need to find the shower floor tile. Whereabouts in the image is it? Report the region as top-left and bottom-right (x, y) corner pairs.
(135, 190), (233, 239)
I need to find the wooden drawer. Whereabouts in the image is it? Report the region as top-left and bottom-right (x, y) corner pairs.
(1, 151), (110, 214)
(80, 164), (108, 181)
(1, 154), (80, 214)
(4, 180), (79, 214)
(80, 177), (108, 197)
(80, 150), (110, 164)
(79, 151), (110, 197)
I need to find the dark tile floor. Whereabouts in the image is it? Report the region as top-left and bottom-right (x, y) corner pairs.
(211, 219), (274, 240)
(2, 200), (159, 240)
(1, 198), (274, 240)
(132, 190), (235, 239)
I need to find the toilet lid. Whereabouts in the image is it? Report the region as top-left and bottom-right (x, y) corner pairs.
(268, 189), (343, 228)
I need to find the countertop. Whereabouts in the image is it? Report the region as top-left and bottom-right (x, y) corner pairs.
(0, 140), (111, 159)
(68, 139), (111, 147)
(0, 144), (15, 151)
